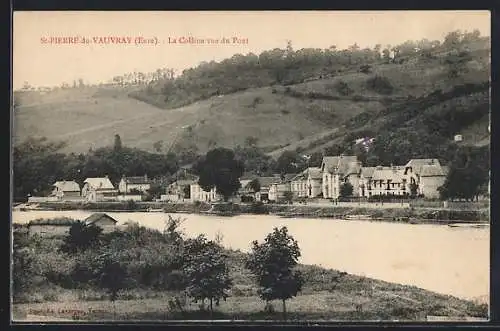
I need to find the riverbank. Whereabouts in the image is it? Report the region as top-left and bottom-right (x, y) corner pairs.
(12, 249), (488, 322)
(26, 201), (490, 224)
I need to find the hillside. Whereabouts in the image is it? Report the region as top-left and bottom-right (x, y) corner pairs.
(13, 36), (490, 159)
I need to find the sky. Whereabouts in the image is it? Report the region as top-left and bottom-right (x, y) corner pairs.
(13, 11), (490, 89)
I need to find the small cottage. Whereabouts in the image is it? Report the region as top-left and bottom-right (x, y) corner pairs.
(84, 213), (118, 233)
(51, 181), (81, 200)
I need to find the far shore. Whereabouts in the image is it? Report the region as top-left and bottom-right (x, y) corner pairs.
(13, 200), (490, 225)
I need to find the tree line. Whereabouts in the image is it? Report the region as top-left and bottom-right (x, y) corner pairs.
(13, 135), (179, 200)
(130, 30), (487, 109)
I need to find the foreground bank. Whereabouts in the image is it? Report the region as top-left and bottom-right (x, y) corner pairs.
(13, 249), (488, 321)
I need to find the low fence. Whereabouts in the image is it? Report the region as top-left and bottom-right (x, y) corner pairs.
(28, 196), (58, 203)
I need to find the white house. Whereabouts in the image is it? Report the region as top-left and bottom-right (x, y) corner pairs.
(51, 180), (81, 200)
(403, 159), (447, 198)
(81, 176), (118, 202)
(290, 167), (322, 198)
(321, 155), (361, 199)
(165, 179), (197, 202)
(306, 167), (323, 198)
(290, 171), (308, 198)
(358, 167), (376, 197)
(190, 183), (219, 203)
(118, 175), (151, 194)
(369, 166), (408, 196)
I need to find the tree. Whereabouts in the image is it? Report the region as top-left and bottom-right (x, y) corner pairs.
(96, 253), (128, 319)
(153, 140), (163, 152)
(339, 182), (354, 198)
(147, 183), (164, 200)
(275, 151), (306, 174)
(113, 134), (123, 152)
(248, 178), (261, 193)
(60, 221), (103, 254)
(409, 182), (419, 198)
(193, 148), (244, 201)
(245, 227), (304, 320)
(283, 191), (294, 204)
(183, 235), (232, 318)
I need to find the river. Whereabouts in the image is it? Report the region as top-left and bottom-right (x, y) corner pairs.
(12, 210), (489, 302)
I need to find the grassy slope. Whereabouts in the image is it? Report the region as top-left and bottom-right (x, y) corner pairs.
(13, 249), (487, 321)
(13, 47), (490, 156)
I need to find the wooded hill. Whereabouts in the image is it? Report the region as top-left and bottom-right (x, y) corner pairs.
(13, 31), (490, 162)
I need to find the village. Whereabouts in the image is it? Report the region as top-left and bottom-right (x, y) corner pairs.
(25, 154), (466, 206)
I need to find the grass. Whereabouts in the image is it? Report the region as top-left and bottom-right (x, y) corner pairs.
(13, 249), (488, 321)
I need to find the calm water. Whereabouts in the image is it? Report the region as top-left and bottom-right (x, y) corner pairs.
(12, 210), (489, 301)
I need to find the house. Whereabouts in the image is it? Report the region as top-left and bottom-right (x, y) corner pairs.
(81, 176), (118, 202)
(290, 171), (308, 198)
(253, 175), (283, 202)
(418, 163), (448, 199)
(118, 174), (151, 194)
(321, 155), (362, 199)
(268, 174), (295, 202)
(369, 166), (408, 196)
(51, 181), (81, 200)
(84, 213), (118, 233)
(306, 167), (323, 198)
(403, 159), (446, 198)
(27, 217), (79, 237)
(165, 179), (197, 202)
(358, 167), (376, 197)
(190, 183), (219, 203)
(290, 167), (322, 198)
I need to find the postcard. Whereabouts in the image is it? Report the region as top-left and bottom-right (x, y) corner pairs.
(11, 10), (490, 323)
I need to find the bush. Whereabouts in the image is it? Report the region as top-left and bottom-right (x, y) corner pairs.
(366, 75), (394, 95)
(249, 201), (269, 214)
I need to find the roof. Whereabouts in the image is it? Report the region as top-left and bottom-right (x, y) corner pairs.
(322, 155), (360, 175)
(253, 175), (282, 189)
(239, 179), (252, 188)
(122, 176), (150, 185)
(371, 166), (404, 182)
(360, 167), (376, 179)
(28, 217), (79, 226)
(84, 213), (118, 225)
(84, 177), (115, 190)
(420, 164), (446, 177)
(53, 181), (80, 192)
(171, 179), (197, 187)
(307, 167), (322, 180)
(405, 159), (441, 175)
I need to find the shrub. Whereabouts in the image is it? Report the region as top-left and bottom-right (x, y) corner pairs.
(366, 75), (394, 95)
(249, 201), (269, 214)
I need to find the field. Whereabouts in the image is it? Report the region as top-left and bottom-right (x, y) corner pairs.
(12, 250), (488, 322)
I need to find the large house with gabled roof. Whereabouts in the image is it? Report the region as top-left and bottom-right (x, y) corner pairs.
(118, 174), (151, 194)
(81, 176), (118, 202)
(321, 155), (362, 199)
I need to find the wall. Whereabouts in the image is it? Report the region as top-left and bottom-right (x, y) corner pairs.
(420, 176), (446, 199)
(28, 196), (58, 203)
(116, 195), (142, 201)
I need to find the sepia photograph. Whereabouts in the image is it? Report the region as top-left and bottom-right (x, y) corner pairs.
(11, 10), (490, 322)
